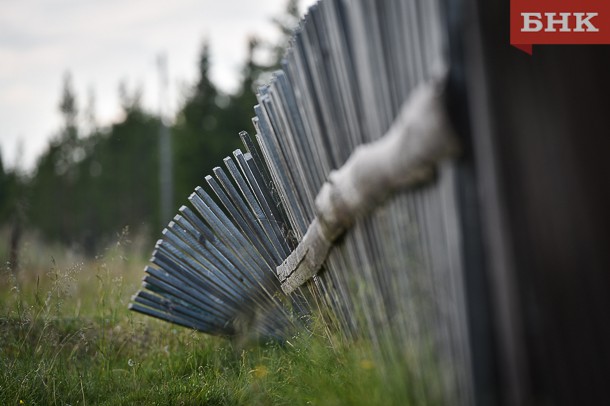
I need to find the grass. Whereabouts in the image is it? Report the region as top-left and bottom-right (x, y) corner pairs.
(0, 229), (420, 405)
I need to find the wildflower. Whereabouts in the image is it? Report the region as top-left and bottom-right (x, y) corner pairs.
(359, 359), (375, 370)
(19, 400), (25, 405)
(251, 365), (269, 378)
(128, 358), (135, 367)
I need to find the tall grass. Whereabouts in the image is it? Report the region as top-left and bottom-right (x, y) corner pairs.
(1, 229), (420, 405)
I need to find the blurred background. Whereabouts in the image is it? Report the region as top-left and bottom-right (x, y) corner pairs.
(0, 0), (315, 263)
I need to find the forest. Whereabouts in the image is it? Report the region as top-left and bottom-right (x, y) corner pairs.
(0, 1), (301, 262)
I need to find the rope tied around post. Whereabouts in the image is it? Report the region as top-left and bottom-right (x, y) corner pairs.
(277, 76), (460, 294)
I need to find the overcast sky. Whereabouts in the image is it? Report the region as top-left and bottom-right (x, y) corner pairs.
(0, 0), (316, 171)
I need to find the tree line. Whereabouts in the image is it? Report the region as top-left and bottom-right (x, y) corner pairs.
(0, 1), (300, 259)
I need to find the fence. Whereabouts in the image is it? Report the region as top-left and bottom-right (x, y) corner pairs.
(131, 0), (610, 404)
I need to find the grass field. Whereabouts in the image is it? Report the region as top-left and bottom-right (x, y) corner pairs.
(0, 230), (420, 405)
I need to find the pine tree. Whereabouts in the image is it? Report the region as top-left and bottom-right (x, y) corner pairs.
(270, 0), (302, 68)
(173, 41), (241, 202)
(28, 72), (83, 246)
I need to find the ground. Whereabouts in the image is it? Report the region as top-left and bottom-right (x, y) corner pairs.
(0, 231), (412, 405)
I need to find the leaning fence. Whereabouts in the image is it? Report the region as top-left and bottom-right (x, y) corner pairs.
(131, 0), (610, 404)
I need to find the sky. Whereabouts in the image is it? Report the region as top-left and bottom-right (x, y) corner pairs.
(0, 0), (317, 171)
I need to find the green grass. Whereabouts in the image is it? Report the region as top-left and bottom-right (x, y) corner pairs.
(0, 231), (420, 405)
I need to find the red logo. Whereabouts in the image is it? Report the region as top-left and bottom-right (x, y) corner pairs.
(510, 0), (610, 54)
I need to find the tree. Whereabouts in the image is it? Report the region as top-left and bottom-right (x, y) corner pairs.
(223, 36), (266, 140)
(21, 2), (306, 255)
(173, 41), (242, 202)
(83, 96), (161, 251)
(28, 72), (83, 247)
(0, 151), (25, 272)
(84, 86), (98, 135)
(27, 74), (162, 254)
(59, 72), (78, 139)
(0, 151), (11, 223)
(270, 0), (302, 69)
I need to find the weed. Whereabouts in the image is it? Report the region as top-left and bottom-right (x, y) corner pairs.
(1, 231), (420, 405)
